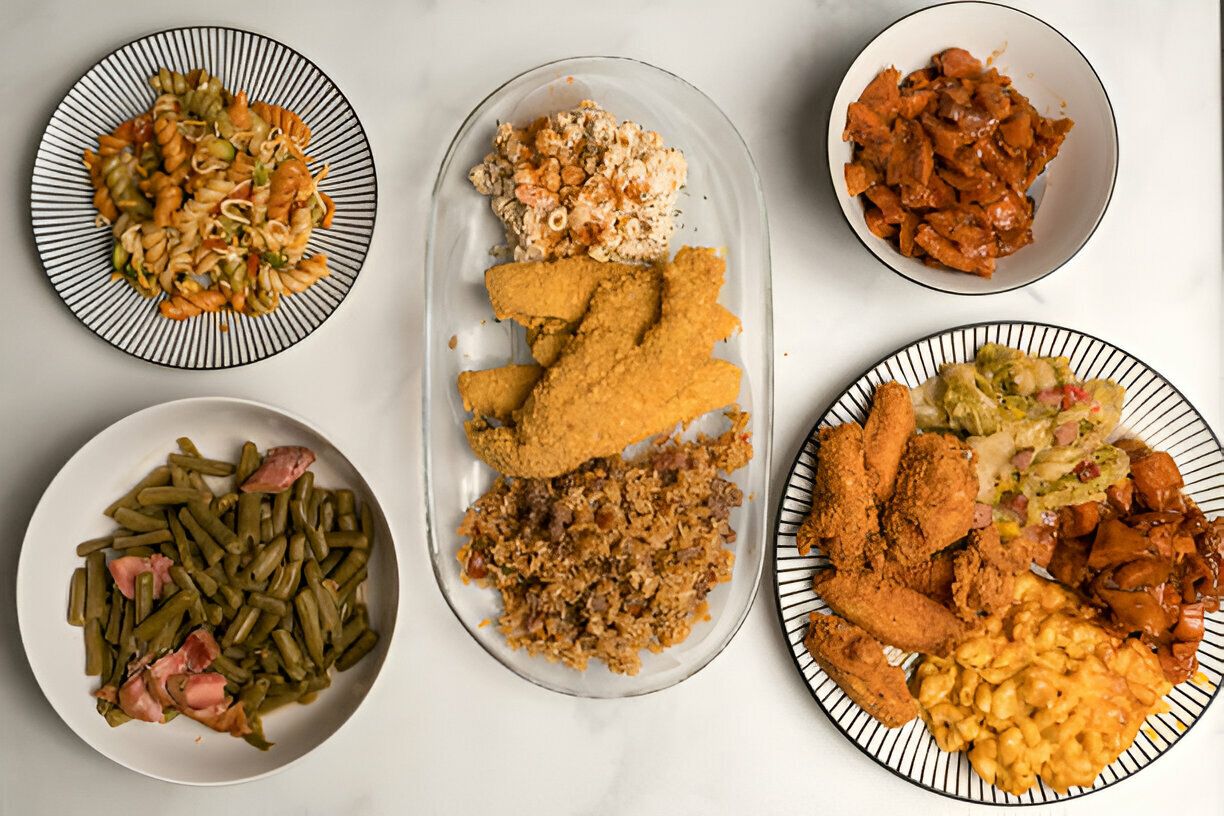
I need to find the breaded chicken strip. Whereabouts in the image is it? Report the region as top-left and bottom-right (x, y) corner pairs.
(882, 433), (978, 565)
(465, 248), (740, 478)
(458, 365), (544, 422)
(815, 570), (965, 656)
(486, 256), (645, 327)
(796, 423), (878, 571)
(863, 381), (916, 502)
(804, 612), (918, 727)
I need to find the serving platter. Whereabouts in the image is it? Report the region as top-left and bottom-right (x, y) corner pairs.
(424, 56), (772, 697)
(772, 321), (1223, 804)
(30, 26), (377, 368)
(16, 397), (399, 785)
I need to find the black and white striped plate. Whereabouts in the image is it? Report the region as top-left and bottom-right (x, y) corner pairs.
(773, 321), (1224, 804)
(30, 27), (377, 369)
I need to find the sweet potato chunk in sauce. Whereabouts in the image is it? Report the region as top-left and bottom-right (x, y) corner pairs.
(843, 47), (1074, 277)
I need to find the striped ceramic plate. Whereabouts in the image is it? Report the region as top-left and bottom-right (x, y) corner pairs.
(30, 27), (376, 368)
(773, 321), (1223, 804)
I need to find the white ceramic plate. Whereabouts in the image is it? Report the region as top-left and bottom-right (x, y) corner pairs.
(16, 397), (398, 785)
(827, 2), (1117, 295)
(424, 57), (772, 697)
(773, 322), (1223, 804)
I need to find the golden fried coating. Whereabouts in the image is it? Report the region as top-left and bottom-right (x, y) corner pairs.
(458, 365), (543, 422)
(804, 612), (918, 727)
(797, 423), (879, 570)
(863, 381), (916, 502)
(882, 433), (978, 565)
(485, 256), (644, 327)
(526, 324), (576, 366)
(815, 570), (965, 656)
(464, 248), (740, 478)
(950, 523), (1032, 621)
(878, 550), (957, 607)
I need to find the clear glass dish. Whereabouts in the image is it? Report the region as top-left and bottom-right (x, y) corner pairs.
(424, 56), (772, 697)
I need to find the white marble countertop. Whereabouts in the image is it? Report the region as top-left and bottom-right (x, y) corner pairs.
(1, 1), (1220, 813)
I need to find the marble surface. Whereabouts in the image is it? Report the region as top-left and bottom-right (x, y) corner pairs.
(1, 0), (1220, 813)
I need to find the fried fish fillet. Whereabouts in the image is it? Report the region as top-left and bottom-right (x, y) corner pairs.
(465, 247), (740, 478)
(796, 423), (879, 570)
(882, 433), (978, 565)
(458, 365), (544, 422)
(804, 612), (918, 727)
(485, 256), (645, 327)
(815, 570), (965, 656)
(863, 381), (916, 502)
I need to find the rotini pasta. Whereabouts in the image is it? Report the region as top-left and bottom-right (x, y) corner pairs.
(83, 67), (334, 320)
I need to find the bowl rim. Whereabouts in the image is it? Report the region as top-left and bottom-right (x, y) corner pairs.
(422, 54), (773, 698)
(825, 0), (1119, 296)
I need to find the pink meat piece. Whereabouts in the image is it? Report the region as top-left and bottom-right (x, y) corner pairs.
(1012, 449), (1035, 470)
(180, 629), (221, 672)
(167, 672), (229, 711)
(240, 446), (316, 493)
(107, 554), (175, 600)
(1054, 421), (1079, 446)
(118, 672), (164, 723)
(971, 503), (994, 529)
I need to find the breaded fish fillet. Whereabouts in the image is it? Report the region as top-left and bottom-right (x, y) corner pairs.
(882, 433), (978, 565)
(815, 570), (965, 656)
(485, 256), (645, 327)
(863, 381), (916, 502)
(804, 612), (918, 727)
(458, 365), (544, 422)
(465, 248), (740, 478)
(796, 423), (878, 570)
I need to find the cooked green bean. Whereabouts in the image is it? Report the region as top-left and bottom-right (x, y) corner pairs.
(133, 589), (198, 641)
(217, 582), (244, 612)
(329, 549), (368, 587)
(189, 566), (219, 597)
(211, 491), (239, 516)
(235, 441), (262, 486)
(324, 531), (367, 550)
(167, 511), (197, 571)
(236, 493), (262, 552)
(134, 571), (154, 625)
(68, 568), (87, 626)
(303, 524), (329, 561)
(212, 653), (252, 685)
(148, 606), (186, 655)
(288, 497), (308, 533)
(103, 704), (132, 728)
(267, 559), (303, 602)
(246, 593), (288, 617)
(122, 546), (156, 558)
(295, 589), (325, 666)
(271, 629), (307, 682)
(113, 529), (174, 550)
(204, 602), (223, 627)
(167, 453), (235, 477)
(175, 436), (202, 457)
(360, 502), (374, 544)
(318, 497), (336, 533)
(247, 535), (287, 584)
(336, 566), (368, 608)
(271, 489), (290, 537)
(318, 549), (344, 576)
(158, 541), (178, 560)
(178, 507), (224, 565)
(293, 471), (313, 502)
(76, 536), (112, 557)
(306, 489), (324, 529)
(84, 551), (107, 621)
(104, 466), (171, 517)
(334, 490), (355, 517)
(136, 486), (211, 506)
(337, 630), (379, 672)
(187, 499), (238, 552)
(259, 691), (303, 715)
(106, 584), (125, 644)
(222, 605), (260, 648)
(113, 506), (168, 533)
(169, 463), (191, 488)
(333, 606), (369, 656)
(304, 559), (342, 641)
(246, 609), (282, 645)
(337, 512), (358, 532)
(84, 619), (105, 676)
(287, 533), (306, 563)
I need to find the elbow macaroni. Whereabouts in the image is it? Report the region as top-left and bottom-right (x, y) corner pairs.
(913, 572), (1170, 795)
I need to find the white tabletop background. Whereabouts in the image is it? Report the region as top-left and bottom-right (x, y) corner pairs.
(1, 1), (1219, 814)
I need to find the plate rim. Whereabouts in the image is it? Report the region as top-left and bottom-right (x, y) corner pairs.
(824, 0), (1120, 297)
(770, 318), (1224, 804)
(422, 54), (774, 698)
(15, 394), (401, 785)
(29, 24), (380, 370)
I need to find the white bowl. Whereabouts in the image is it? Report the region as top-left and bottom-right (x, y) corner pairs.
(16, 397), (399, 784)
(827, 1), (1117, 295)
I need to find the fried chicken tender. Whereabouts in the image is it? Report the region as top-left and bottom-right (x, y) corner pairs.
(804, 612), (918, 727)
(464, 247), (740, 478)
(458, 364), (544, 422)
(485, 256), (643, 327)
(862, 382), (916, 502)
(815, 570), (965, 657)
(796, 423), (879, 570)
(882, 433), (978, 565)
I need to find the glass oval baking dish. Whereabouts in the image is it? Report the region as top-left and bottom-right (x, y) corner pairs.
(424, 56), (772, 697)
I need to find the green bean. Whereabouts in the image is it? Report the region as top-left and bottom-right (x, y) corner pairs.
(246, 609), (282, 645)
(289, 497), (308, 532)
(162, 707), (180, 723)
(329, 549), (368, 587)
(176, 436), (202, 457)
(211, 492), (239, 515)
(287, 533), (306, 563)
(165, 511), (196, 572)
(304, 559), (342, 641)
(104, 466), (171, 517)
(122, 546), (156, 558)
(158, 541), (178, 560)
(169, 566), (206, 623)
(239, 678), (274, 750)
(162, 579), (180, 600)
(337, 513), (358, 532)
(136, 486), (210, 506)
(294, 589), (325, 666)
(167, 453), (235, 477)
(246, 536), (285, 584)
(318, 497), (336, 532)
(169, 463), (191, 488)
(204, 603), (223, 627)
(336, 566), (368, 608)
(118, 599), (135, 654)
(212, 654), (252, 685)
(148, 605), (186, 655)
(134, 571), (154, 625)
(222, 605), (261, 648)
(113, 529), (173, 549)
(235, 441), (262, 486)
(260, 690), (303, 714)
(113, 506), (168, 533)
(271, 489), (290, 537)
(189, 567), (219, 598)
(106, 585), (125, 644)
(324, 531), (367, 550)
(246, 593), (288, 617)
(67, 568), (87, 626)
(271, 629), (307, 682)
(259, 506), (274, 545)
(84, 619), (104, 676)
(334, 490), (355, 517)
(185, 470), (213, 503)
(178, 507), (224, 565)
(133, 589), (197, 641)
(306, 488), (324, 529)
(217, 582), (244, 612)
(293, 470), (313, 503)
(103, 704), (132, 728)
(303, 524), (329, 561)
(236, 493), (261, 552)
(187, 499), (238, 552)
(84, 551), (108, 621)
(76, 536), (112, 557)
(318, 549), (344, 576)
(305, 671), (332, 693)
(333, 606), (369, 657)
(267, 559), (302, 602)
(337, 630), (379, 671)
(360, 502), (374, 545)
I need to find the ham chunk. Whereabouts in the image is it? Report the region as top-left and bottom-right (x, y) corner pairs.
(240, 446), (315, 493)
(108, 554), (174, 600)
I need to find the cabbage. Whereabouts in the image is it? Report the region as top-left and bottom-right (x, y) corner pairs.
(967, 431), (1017, 503)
